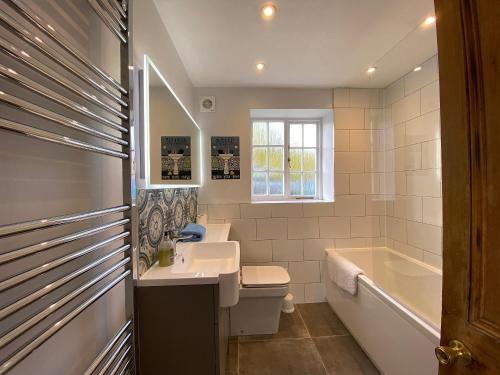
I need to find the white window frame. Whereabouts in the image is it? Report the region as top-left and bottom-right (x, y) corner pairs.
(251, 118), (323, 201)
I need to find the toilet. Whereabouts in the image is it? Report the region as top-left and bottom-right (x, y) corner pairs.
(230, 265), (291, 336)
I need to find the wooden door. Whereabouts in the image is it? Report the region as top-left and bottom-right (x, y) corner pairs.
(435, 0), (500, 373)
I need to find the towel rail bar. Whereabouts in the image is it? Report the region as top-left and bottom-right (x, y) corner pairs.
(88, 0), (127, 44)
(98, 0), (127, 31)
(110, 0), (127, 19)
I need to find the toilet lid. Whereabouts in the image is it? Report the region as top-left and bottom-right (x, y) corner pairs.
(242, 266), (290, 287)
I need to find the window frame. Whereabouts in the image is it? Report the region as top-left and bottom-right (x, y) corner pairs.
(251, 118), (323, 201)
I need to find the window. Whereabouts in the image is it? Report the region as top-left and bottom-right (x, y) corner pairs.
(252, 119), (321, 200)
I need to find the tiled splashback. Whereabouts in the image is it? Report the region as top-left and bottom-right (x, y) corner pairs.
(137, 188), (198, 276)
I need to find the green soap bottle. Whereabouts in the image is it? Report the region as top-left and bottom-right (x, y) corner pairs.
(158, 232), (174, 267)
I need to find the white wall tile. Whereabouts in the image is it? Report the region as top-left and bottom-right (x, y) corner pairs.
(406, 169), (441, 197)
(394, 196), (422, 221)
(351, 216), (380, 238)
(334, 130), (350, 151)
(208, 218), (225, 224)
(289, 284), (305, 303)
(241, 240), (272, 262)
(240, 203), (271, 218)
(404, 56), (439, 95)
(365, 151), (385, 172)
(421, 80), (440, 114)
(304, 239), (334, 260)
(423, 251), (443, 269)
(227, 218), (256, 241)
(272, 240), (303, 261)
(404, 144), (422, 170)
(289, 261), (321, 283)
(392, 91), (421, 125)
(319, 217), (350, 238)
(271, 203), (303, 218)
(334, 152), (365, 173)
(407, 221), (442, 255)
(349, 130), (371, 151)
(334, 174), (350, 195)
(405, 110), (440, 145)
(395, 172), (407, 195)
(256, 218), (287, 240)
(288, 217), (319, 239)
(334, 108), (364, 129)
(393, 240), (424, 260)
(334, 195), (365, 216)
(349, 89), (382, 108)
(366, 195), (386, 216)
(384, 78), (404, 106)
(423, 197), (443, 226)
(386, 217), (407, 242)
(335, 237), (372, 248)
(365, 109), (385, 129)
(208, 204), (240, 219)
(305, 283), (326, 303)
(303, 202), (335, 217)
(422, 139), (442, 169)
(349, 174), (371, 194)
(333, 88), (350, 108)
(198, 204), (208, 215)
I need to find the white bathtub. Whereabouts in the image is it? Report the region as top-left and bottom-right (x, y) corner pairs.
(324, 247), (442, 375)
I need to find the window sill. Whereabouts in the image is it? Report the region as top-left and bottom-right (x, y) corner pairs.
(250, 199), (334, 204)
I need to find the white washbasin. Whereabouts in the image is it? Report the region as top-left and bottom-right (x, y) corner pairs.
(138, 240), (240, 307)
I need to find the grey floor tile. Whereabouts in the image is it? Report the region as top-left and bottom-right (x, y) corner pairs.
(239, 309), (309, 342)
(239, 339), (327, 375)
(225, 341), (238, 375)
(313, 336), (380, 375)
(297, 302), (349, 337)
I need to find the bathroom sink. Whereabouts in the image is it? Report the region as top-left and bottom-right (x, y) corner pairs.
(139, 240), (240, 307)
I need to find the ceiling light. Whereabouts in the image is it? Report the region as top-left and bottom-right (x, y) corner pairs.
(414, 66), (422, 72)
(367, 67), (376, 74)
(261, 4), (277, 20)
(256, 62), (265, 71)
(424, 16), (436, 25)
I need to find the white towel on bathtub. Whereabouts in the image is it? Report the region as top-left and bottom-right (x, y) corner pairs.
(327, 252), (363, 295)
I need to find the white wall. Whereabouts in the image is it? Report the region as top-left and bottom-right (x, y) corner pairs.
(133, 0), (194, 113)
(195, 87), (388, 302)
(383, 55), (442, 268)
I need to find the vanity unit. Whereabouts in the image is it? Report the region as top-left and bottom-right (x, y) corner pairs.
(135, 224), (239, 375)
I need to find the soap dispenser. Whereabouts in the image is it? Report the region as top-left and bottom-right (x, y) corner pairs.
(158, 231), (174, 267)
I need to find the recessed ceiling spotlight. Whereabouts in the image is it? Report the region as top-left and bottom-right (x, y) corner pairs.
(424, 16), (436, 25)
(261, 4), (277, 20)
(367, 67), (376, 74)
(256, 62), (265, 71)
(414, 66), (422, 72)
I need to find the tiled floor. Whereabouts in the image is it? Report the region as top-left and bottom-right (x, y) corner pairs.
(226, 302), (380, 375)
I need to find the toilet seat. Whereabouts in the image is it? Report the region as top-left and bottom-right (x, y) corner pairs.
(241, 266), (290, 288)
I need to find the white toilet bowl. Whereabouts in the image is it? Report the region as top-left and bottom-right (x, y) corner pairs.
(230, 265), (290, 336)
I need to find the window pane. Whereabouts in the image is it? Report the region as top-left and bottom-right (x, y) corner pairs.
(269, 121), (284, 145)
(269, 147), (284, 170)
(253, 121), (267, 145)
(290, 124), (302, 147)
(252, 147), (267, 170)
(269, 173), (284, 195)
(304, 123), (317, 147)
(289, 149), (302, 171)
(290, 173), (302, 196)
(303, 149), (316, 171)
(303, 173), (316, 196)
(252, 173), (267, 195)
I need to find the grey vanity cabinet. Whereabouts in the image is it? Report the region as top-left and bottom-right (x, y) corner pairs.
(135, 284), (229, 375)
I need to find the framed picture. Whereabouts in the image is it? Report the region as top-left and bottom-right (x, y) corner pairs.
(211, 136), (240, 179)
(161, 136), (191, 180)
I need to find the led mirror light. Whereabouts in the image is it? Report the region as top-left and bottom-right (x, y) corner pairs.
(414, 66), (422, 72)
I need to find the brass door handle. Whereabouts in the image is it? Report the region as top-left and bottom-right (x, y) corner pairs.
(435, 340), (472, 366)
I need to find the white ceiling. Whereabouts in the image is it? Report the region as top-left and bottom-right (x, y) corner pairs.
(153, 0), (437, 89)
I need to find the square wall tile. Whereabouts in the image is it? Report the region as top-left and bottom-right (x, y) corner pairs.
(257, 218), (287, 240)
(335, 108), (364, 129)
(334, 195), (365, 217)
(393, 240), (424, 260)
(334, 174), (350, 195)
(288, 217), (320, 239)
(289, 261), (321, 283)
(350, 216), (380, 238)
(319, 217), (350, 238)
(423, 197), (443, 226)
(333, 88), (350, 108)
(272, 240), (304, 261)
(422, 139), (442, 169)
(271, 203), (303, 218)
(240, 203), (271, 218)
(208, 204), (240, 219)
(227, 218), (257, 241)
(349, 88), (382, 108)
(386, 217), (407, 243)
(405, 110), (441, 146)
(365, 109), (385, 129)
(241, 240), (273, 262)
(366, 195), (386, 216)
(303, 202), (335, 217)
(404, 144), (422, 170)
(334, 152), (365, 173)
(365, 151), (385, 173)
(335, 237), (372, 248)
(406, 169), (441, 197)
(349, 130), (371, 151)
(335, 130), (350, 151)
(384, 78), (405, 106)
(304, 239), (334, 260)
(305, 283), (326, 303)
(407, 221), (442, 255)
(423, 251), (443, 269)
(392, 91), (421, 125)
(421, 80), (440, 114)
